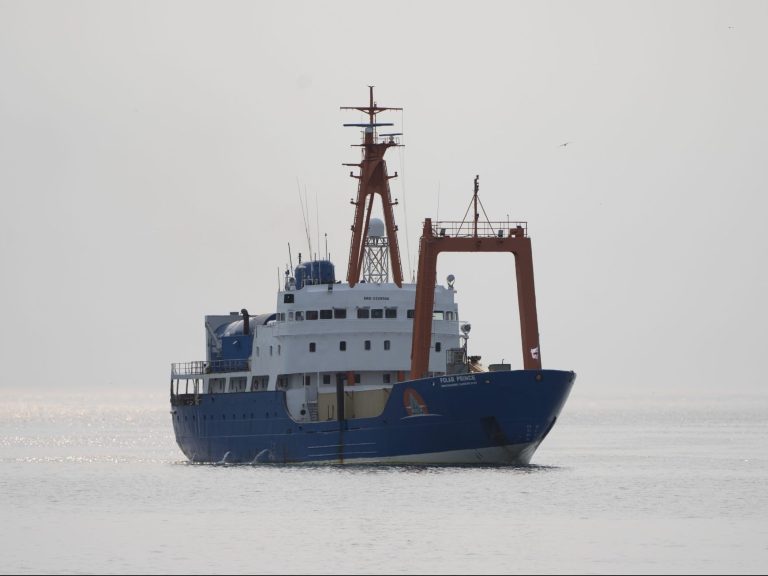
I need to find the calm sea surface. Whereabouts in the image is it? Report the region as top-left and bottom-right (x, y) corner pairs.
(1, 389), (766, 574)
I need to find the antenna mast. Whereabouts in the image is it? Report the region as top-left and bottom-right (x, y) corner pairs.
(341, 86), (404, 287)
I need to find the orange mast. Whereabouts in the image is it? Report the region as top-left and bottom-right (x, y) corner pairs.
(410, 176), (542, 378)
(341, 87), (403, 287)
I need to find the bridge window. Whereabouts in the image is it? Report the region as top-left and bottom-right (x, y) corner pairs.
(320, 309), (333, 320)
(433, 311), (445, 320)
(371, 308), (383, 319)
(334, 308), (347, 319)
(357, 307), (370, 319)
(446, 311), (455, 321)
(306, 310), (319, 320)
(384, 340), (391, 351)
(385, 307), (397, 319)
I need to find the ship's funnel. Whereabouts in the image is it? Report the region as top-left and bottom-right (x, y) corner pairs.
(241, 308), (250, 335)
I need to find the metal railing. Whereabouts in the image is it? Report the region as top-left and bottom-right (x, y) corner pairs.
(171, 359), (250, 377)
(375, 134), (401, 145)
(431, 220), (528, 239)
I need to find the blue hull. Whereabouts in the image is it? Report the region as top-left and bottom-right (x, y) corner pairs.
(171, 370), (575, 465)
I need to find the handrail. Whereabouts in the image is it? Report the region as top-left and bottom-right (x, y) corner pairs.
(171, 359), (250, 377)
(431, 220), (528, 239)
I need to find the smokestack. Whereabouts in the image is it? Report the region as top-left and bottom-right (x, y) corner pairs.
(241, 308), (249, 335)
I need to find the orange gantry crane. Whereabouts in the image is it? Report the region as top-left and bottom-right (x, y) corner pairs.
(410, 176), (543, 379)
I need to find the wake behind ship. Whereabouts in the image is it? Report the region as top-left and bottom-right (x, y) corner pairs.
(169, 88), (575, 465)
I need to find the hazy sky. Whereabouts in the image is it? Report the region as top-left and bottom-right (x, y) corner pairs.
(1, 1), (766, 395)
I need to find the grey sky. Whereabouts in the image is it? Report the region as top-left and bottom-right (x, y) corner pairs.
(1, 1), (766, 395)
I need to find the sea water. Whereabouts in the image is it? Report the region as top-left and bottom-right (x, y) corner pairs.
(1, 389), (766, 574)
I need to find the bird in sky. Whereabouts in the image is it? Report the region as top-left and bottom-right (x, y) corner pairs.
(559, 141), (571, 148)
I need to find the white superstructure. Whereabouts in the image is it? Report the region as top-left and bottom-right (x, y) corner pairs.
(172, 275), (463, 423)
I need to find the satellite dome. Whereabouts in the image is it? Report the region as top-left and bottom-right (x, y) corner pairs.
(368, 218), (386, 238)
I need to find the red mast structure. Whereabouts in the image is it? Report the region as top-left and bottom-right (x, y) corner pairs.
(410, 176), (542, 379)
(342, 87), (404, 287)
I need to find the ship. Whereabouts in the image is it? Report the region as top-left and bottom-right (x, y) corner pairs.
(169, 88), (575, 465)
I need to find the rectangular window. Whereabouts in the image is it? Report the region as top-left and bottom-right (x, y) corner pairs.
(446, 311), (455, 321)
(295, 311), (304, 321)
(270, 346), (273, 356)
(278, 345), (281, 355)
(306, 310), (319, 320)
(288, 311), (294, 321)
(364, 340), (371, 351)
(433, 311), (445, 320)
(229, 376), (247, 392)
(407, 309), (415, 319)
(320, 309), (333, 320)
(251, 376), (268, 391)
(340, 341), (347, 351)
(354, 373), (361, 384)
(384, 340), (391, 351)
(383, 373), (391, 384)
(333, 308), (347, 319)
(209, 377), (226, 393)
(305, 375), (311, 386)
(435, 342), (442, 352)
(309, 342), (316, 352)
(385, 307), (397, 319)
(283, 293), (294, 304)
(322, 374), (331, 385)
(357, 308), (370, 319)
(371, 308), (383, 319)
